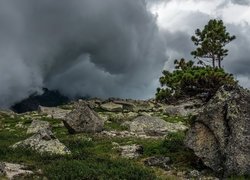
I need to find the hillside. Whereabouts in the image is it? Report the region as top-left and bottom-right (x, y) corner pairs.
(0, 85), (249, 179)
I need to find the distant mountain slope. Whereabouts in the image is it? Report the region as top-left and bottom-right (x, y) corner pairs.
(11, 88), (70, 113)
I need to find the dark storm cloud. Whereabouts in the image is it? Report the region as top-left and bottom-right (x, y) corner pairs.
(0, 0), (167, 107)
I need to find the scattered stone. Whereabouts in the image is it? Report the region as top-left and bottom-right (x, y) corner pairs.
(0, 162), (5, 176)
(128, 116), (188, 136)
(111, 142), (119, 147)
(101, 130), (164, 139)
(185, 85), (250, 176)
(15, 122), (26, 129)
(27, 120), (51, 134)
(63, 104), (104, 134)
(12, 129), (71, 155)
(0, 110), (16, 117)
(98, 112), (138, 122)
(116, 144), (143, 159)
(100, 102), (123, 112)
(0, 162), (33, 180)
(188, 170), (200, 178)
(38, 106), (71, 119)
(144, 156), (171, 170)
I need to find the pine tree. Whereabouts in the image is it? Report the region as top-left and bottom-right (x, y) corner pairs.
(191, 19), (236, 68)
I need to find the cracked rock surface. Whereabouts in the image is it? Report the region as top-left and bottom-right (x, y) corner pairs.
(185, 85), (250, 176)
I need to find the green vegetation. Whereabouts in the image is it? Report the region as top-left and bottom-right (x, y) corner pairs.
(191, 19), (236, 68)
(156, 59), (236, 102)
(0, 113), (202, 179)
(156, 19), (237, 102)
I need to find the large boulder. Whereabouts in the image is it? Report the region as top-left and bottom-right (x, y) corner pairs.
(12, 129), (71, 155)
(128, 116), (187, 136)
(63, 104), (104, 134)
(185, 85), (250, 176)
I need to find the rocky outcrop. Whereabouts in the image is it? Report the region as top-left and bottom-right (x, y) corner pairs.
(63, 104), (104, 134)
(185, 85), (250, 176)
(12, 129), (71, 155)
(0, 162), (34, 179)
(27, 120), (51, 134)
(127, 116), (188, 136)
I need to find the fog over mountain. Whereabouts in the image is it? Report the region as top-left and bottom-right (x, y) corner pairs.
(0, 0), (166, 107)
(0, 0), (249, 108)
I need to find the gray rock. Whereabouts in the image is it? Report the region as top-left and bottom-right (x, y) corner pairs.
(112, 100), (136, 111)
(0, 162), (5, 176)
(27, 120), (51, 134)
(0, 162), (33, 180)
(38, 106), (71, 119)
(12, 129), (71, 155)
(144, 156), (171, 170)
(116, 144), (143, 159)
(100, 102), (123, 112)
(185, 85), (250, 176)
(164, 98), (203, 117)
(188, 170), (200, 178)
(63, 104), (104, 134)
(128, 116), (187, 136)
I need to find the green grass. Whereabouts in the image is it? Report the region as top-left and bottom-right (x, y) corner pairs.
(104, 121), (128, 131)
(0, 115), (157, 179)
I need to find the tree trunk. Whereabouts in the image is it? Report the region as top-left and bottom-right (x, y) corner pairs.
(218, 59), (221, 68)
(212, 57), (215, 68)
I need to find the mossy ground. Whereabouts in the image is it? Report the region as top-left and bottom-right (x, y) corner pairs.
(0, 111), (208, 179)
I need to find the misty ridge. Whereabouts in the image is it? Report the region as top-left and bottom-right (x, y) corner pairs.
(0, 0), (166, 108)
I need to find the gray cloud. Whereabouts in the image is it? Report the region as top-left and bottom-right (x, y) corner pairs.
(230, 0), (250, 5)
(0, 0), (167, 107)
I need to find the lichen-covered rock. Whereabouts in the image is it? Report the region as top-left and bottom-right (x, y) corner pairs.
(12, 129), (71, 155)
(100, 102), (123, 112)
(27, 120), (51, 134)
(63, 104), (104, 134)
(0, 162), (33, 179)
(116, 144), (143, 159)
(128, 116), (187, 136)
(185, 85), (250, 176)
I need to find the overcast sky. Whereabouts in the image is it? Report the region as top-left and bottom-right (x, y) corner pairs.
(150, 0), (250, 87)
(0, 0), (249, 107)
